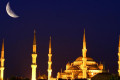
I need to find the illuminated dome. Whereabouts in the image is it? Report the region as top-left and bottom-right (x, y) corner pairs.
(75, 56), (94, 61)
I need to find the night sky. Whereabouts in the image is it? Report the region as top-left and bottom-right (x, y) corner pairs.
(0, 0), (120, 79)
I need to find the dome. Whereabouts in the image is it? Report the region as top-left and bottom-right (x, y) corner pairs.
(99, 63), (103, 66)
(98, 63), (103, 70)
(75, 56), (94, 61)
(68, 66), (80, 70)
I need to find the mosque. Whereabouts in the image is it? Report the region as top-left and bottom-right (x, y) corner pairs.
(56, 30), (103, 79)
(0, 30), (120, 80)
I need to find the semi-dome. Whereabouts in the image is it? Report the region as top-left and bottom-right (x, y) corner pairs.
(88, 66), (100, 70)
(68, 66), (80, 70)
(75, 56), (94, 61)
(66, 62), (71, 65)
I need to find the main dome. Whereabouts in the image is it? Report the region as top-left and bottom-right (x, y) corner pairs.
(75, 56), (94, 61)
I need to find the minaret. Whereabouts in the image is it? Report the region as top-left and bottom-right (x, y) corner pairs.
(0, 39), (5, 80)
(48, 36), (52, 80)
(31, 30), (37, 80)
(118, 35), (120, 76)
(82, 29), (87, 78)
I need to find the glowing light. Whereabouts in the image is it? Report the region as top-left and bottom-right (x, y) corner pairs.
(92, 73), (93, 76)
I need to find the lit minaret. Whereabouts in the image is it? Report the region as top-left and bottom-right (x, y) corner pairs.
(82, 29), (87, 78)
(118, 35), (120, 76)
(31, 30), (37, 80)
(48, 36), (52, 80)
(0, 39), (5, 80)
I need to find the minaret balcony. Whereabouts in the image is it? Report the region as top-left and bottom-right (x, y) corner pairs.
(48, 54), (52, 56)
(118, 61), (120, 64)
(31, 64), (37, 68)
(48, 61), (52, 64)
(118, 70), (120, 72)
(0, 67), (5, 70)
(82, 49), (87, 52)
(32, 54), (37, 58)
(118, 53), (120, 56)
(48, 69), (52, 72)
(0, 58), (5, 62)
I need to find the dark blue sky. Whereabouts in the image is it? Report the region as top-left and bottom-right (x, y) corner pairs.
(0, 0), (120, 79)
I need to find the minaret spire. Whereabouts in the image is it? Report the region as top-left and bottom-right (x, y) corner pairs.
(33, 30), (36, 53)
(0, 39), (5, 80)
(83, 29), (86, 50)
(118, 35), (120, 76)
(82, 29), (87, 78)
(31, 30), (37, 80)
(49, 36), (51, 54)
(118, 35), (120, 47)
(48, 36), (52, 80)
(1, 39), (4, 59)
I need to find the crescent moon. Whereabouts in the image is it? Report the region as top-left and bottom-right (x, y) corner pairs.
(6, 2), (19, 18)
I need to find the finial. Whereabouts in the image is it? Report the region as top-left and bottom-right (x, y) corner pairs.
(61, 68), (62, 73)
(50, 36), (51, 40)
(84, 28), (85, 34)
(103, 62), (105, 71)
(33, 30), (36, 45)
(108, 69), (109, 72)
(34, 29), (36, 34)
